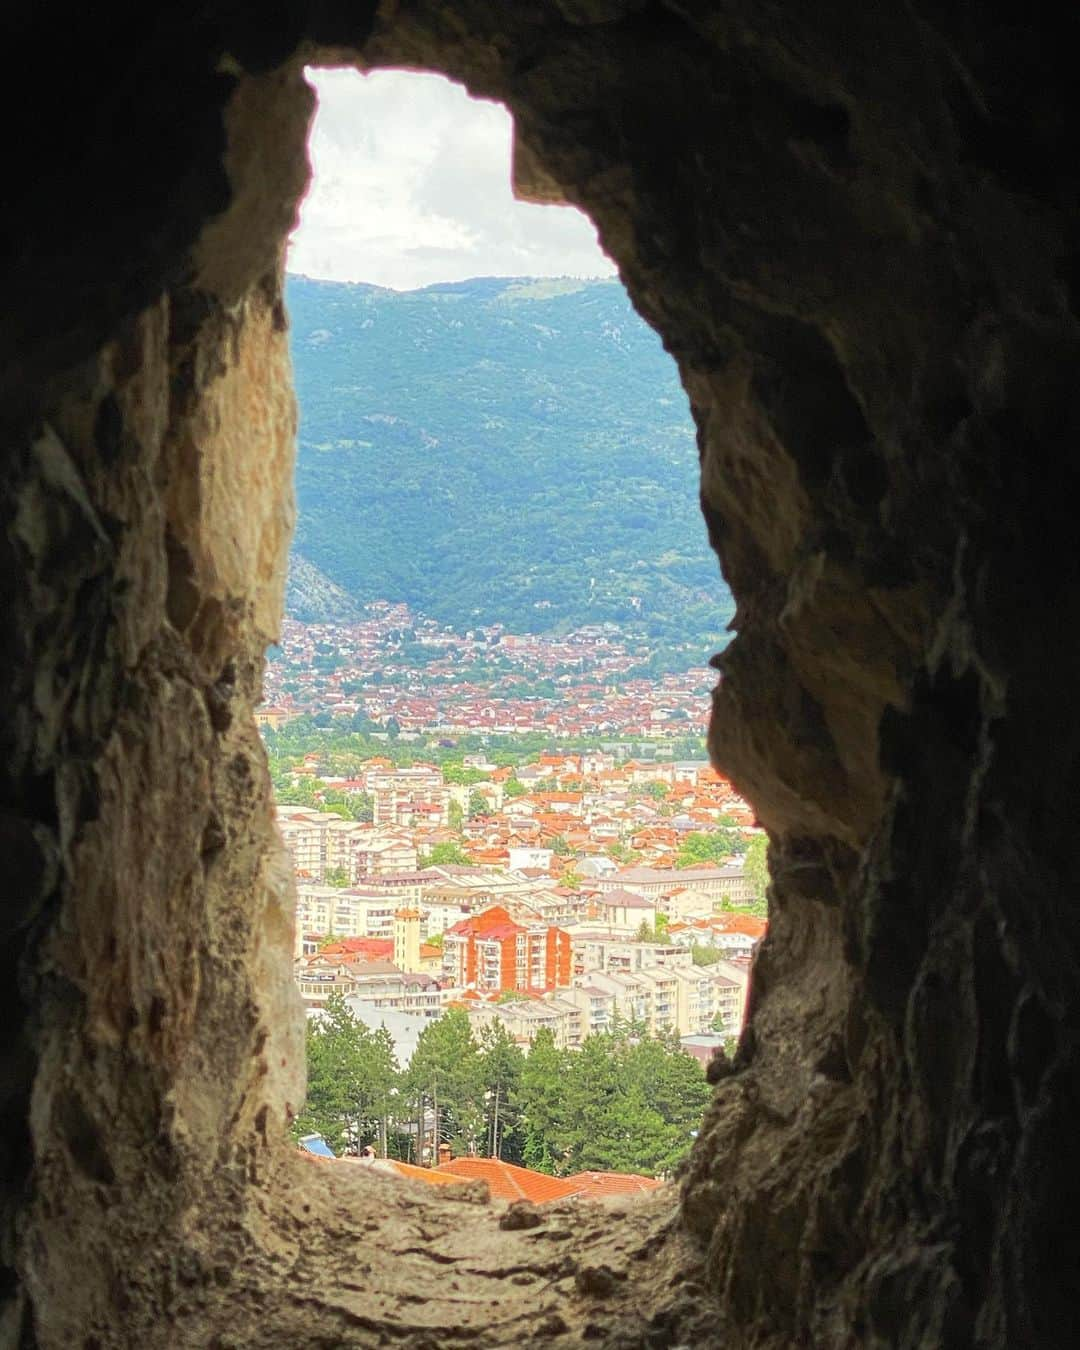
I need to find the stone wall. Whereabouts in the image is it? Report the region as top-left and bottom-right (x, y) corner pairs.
(3, 3), (1079, 1346)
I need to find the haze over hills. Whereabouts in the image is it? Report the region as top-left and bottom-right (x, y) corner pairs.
(286, 273), (733, 644)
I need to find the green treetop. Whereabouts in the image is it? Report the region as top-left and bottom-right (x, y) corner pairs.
(420, 841), (471, 868)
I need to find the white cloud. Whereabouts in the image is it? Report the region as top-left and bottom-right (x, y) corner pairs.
(286, 68), (617, 291)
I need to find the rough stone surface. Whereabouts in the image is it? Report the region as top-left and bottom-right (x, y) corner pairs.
(3, 3), (1080, 1347)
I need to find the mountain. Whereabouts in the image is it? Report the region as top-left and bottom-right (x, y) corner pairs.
(286, 273), (732, 641)
(286, 554), (364, 624)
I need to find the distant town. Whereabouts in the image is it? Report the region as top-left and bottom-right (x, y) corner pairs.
(269, 610), (766, 1186)
(261, 601), (719, 743)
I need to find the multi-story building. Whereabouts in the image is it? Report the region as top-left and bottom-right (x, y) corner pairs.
(295, 961), (359, 1008)
(598, 864), (755, 906)
(466, 995), (585, 1050)
(393, 908), (422, 973)
(277, 807), (330, 880)
(442, 905), (572, 994)
(351, 831), (418, 879)
(278, 809), (418, 885)
(565, 971), (649, 1034)
(671, 963), (747, 1035)
(565, 962), (737, 1038)
(633, 965), (681, 1035)
(655, 886), (716, 923)
(592, 888), (658, 930)
(357, 871), (427, 907)
(570, 933), (692, 978)
(419, 889), (474, 937)
(369, 766), (450, 828)
(563, 982), (616, 1037)
(294, 885), (399, 939)
(323, 816), (364, 876)
(347, 970), (444, 1019)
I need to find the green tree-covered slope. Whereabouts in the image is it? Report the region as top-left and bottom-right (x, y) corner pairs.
(287, 273), (731, 638)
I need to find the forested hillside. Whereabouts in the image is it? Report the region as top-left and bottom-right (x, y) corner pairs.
(286, 274), (732, 640)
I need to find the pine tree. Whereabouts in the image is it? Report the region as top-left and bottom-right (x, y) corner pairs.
(478, 1022), (525, 1161)
(517, 1028), (567, 1173)
(406, 1009), (484, 1157)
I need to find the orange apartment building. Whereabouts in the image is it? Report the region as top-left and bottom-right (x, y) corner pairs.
(442, 905), (572, 994)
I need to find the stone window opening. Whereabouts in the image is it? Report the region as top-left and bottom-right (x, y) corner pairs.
(9, 9), (1072, 1348)
(278, 49), (734, 1215)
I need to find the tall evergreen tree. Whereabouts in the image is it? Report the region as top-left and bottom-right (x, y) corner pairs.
(478, 1022), (526, 1161)
(517, 1027), (566, 1174)
(406, 1009), (485, 1157)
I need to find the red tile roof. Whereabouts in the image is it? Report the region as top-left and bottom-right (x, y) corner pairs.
(432, 1157), (663, 1204)
(381, 1160), (469, 1188)
(434, 1157), (581, 1204)
(564, 1171), (663, 1198)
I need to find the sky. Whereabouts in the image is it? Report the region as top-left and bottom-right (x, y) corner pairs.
(286, 68), (617, 291)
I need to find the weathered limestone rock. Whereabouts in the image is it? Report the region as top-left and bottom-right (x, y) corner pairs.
(3, 3), (1079, 1347)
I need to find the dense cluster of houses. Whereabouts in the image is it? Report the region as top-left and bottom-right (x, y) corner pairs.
(259, 603), (713, 740)
(284, 749), (766, 1062)
(280, 748), (755, 871)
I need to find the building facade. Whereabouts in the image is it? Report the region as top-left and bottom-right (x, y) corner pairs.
(442, 905), (572, 994)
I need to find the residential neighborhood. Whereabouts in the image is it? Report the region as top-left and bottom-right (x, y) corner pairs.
(260, 602), (717, 742)
(281, 746), (766, 1056)
(266, 604), (769, 1183)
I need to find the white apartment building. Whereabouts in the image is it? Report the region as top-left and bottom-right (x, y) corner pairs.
(346, 971), (443, 1019)
(420, 897), (473, 937)
(671, 965), (744, 1036)
(357, 834), (418, 877)
(277, 809), (417, 885)
(466, 996), (585, 1050)
(634, 966), (681, 1035)
(711, 958), (752, 1028)
(564, 983), (616, 1038)
(295, 885), (398, 939)
(295, 962), (358, 1008)
(592, 888), (658, 930)
(369, 766), (450, 828)
(277, 808), (329, 880)
(324, 817), (364, 874)
(566, 969), (676, 1037)
(565, 961), (745, 1038)
(571, 933), (692, 977)
(655, 887), (717, 923)
(358, 872), (427, 906)
(599, 864), (754, 906)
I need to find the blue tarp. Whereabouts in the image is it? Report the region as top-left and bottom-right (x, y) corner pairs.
(298, 1134), (335, 1158)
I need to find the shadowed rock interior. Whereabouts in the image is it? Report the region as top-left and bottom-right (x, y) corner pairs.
(3, 3), (1079, 1346)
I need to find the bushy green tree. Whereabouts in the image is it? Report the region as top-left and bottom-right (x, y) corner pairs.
(513, 1026), (711, 1179)
(291, 993), (400, 1155)
(743, 832), (770, 915)
(406, 1009), (484, 1157)
(634, 916), (670, 945)
(478, 1022), (526, 1162)
(349, 790), (374, 823)
(516, 1027), (566, 1174)
(443, 764), (489, 785)
(675, 822), (746, 867)
(420, 841), (471, 867)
